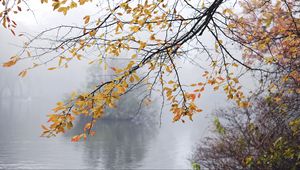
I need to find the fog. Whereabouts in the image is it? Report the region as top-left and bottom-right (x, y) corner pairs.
(0, 1), (256, 169)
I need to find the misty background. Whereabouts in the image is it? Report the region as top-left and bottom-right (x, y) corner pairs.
(0, 1), (255, 169)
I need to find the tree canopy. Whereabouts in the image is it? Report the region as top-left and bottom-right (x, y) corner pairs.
(192, 89), (300, 169)
(1, 0), (299, 143)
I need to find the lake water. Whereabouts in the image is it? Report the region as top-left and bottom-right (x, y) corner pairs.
(0, 98), (211, 169)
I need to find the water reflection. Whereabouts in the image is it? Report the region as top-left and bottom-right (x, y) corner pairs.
(0, 97), (159, 169)
(0, 94), (207, 169)
(68, 120), (157, 169)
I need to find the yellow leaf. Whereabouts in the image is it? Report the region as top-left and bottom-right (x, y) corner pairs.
(223, 8), (234, 15)
(129, 76), (134, 82)
(2, 56), (19, 67)
(52, 105), (65, 112)
(232, 63), (238, 67)
(41, 0), (48, 4)
(70, 1), (77, 8)
(83, 15), (90, 24)
(58, 56), (64, 66)
(116, 21), (123, 33)
(79, 0), (87, 5)
(131, 54), (137, 59)
(138, 19), (145, 26)
(166, 66), (172, 73)
(89, 30), (96, 36)
(58, 7), (68, 15)
(48, 67), (56, 70)
(133, 73), (140, 81)
(130, 26), (140, 32)
(108, 102), (116, 108)
(138, 41), (146, 51)
(173, 114), (181, 122)
(232, 78), (239, 83)
(168, 80), (175, 84)
(84, 123), (92, 131)
(239, 101), (249, 108)
(2, 17), (7, 28)
(147, 23), (153, 32)
(76, 54), (82, 60)
(196, 109), (203, 112)
(52, 3), (60, 11)
(150, 34), (155, 41)
(88, 60), (95, 64)
(213, 86), (219, 91)
(18, 70), (27, 77)
(201, 0), (205, 8)
(227, 23), (235, 29)
(66, 122), (73, 129)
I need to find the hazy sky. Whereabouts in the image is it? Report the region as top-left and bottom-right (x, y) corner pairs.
(0, 2), (261, 168)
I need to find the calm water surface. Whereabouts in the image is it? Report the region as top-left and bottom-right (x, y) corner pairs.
(0, 98), (209, 169)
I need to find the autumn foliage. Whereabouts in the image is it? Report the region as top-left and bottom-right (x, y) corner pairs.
(227, 0), (300, 95)
(1, 0), (299, 148)
(191, 0), (300, 169)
